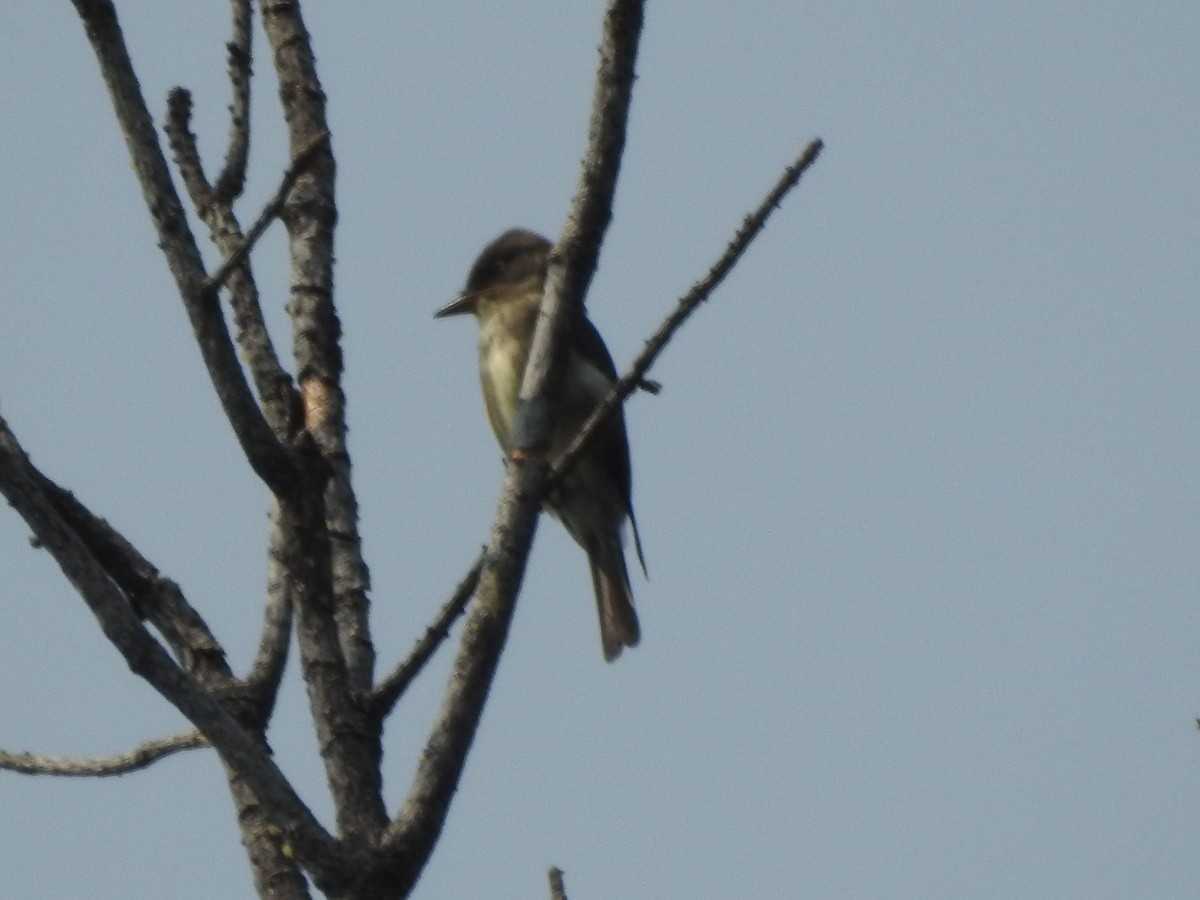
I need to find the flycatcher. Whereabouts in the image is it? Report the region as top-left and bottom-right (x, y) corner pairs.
(435, 229), (645, 661)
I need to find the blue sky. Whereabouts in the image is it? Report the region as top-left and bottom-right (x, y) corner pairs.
(1, 4), (1198, 898)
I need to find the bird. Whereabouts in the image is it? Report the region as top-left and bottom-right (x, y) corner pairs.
(435, 228), (645, 661)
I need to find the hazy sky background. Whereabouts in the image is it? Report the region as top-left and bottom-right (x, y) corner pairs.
(1, 4), (1197, 898)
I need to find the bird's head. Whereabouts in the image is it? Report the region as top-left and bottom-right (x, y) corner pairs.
(435, 229), (551, 320)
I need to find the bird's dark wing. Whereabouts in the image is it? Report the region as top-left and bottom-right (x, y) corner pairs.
(573, 313), (620, 381)
(570, 315), (628, 491)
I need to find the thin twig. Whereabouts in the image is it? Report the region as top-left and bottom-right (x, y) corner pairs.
(214, 0), (252, 202)
(370, 556), (484, 719)
(549, 867), (569, 900)
(165, 88), (216, 211)
(551, 138), (824, 484)
(204, 130), (330, 294)
(0, 731), (208, 777)
(244, 498), (294, 720)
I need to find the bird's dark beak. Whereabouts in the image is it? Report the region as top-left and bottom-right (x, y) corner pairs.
(434, 292), (477, 319)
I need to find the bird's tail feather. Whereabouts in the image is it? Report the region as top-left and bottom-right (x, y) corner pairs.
(589, 537), (640, 662)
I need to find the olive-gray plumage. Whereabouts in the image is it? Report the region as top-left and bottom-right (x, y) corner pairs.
(436, 229), (643, 661)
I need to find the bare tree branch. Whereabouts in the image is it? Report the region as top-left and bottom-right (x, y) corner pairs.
(258, 0), (375, 700)
(369, 556), (484, 720)
(42, 382), (305, 896)
(165, 88), (219, 212)
(215, 0), (253, 203)
(380, 5), (646, 892)
(551, 138), (825, 485)
(157, 11), (317, 892)
(0, 413), (344, 885)
(244, 498), (295, 717)
(164, 88), (313, 438)
(548, 867), (569, 900)
(71, 0), (299, 497)
(256, 0), (385, 849)
(34, 474), (236, 690)
(276, 487), (387, 840)
(0, 731), (208, 778)
(227, 767), (316, 900)
(18, 394), (302, 890)
(550, 0), (643, 319)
